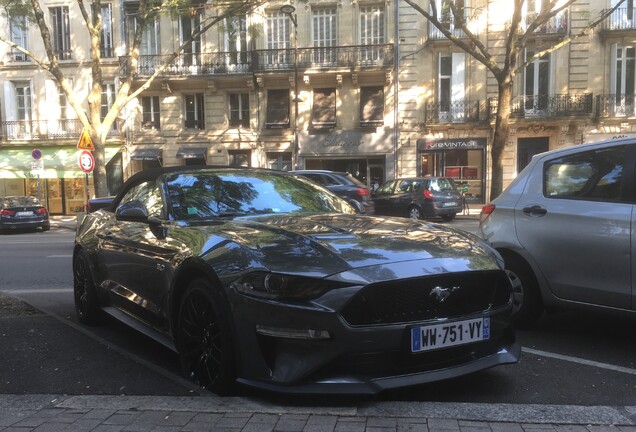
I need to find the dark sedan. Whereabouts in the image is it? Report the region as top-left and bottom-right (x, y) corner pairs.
(0, 196), (50, 232)
(373, 177), (463, 221)
(73, 167), (519, 395)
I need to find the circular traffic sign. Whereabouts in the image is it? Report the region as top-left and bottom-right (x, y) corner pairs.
(78, 150), (95, 173)
(32, 149), (42, 160)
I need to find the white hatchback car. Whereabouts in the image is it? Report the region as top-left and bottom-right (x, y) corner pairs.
(479, 138), (634, 327)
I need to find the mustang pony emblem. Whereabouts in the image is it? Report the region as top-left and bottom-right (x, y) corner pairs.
(430, 286), (460, 303)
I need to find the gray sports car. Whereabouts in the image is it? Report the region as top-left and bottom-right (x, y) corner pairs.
(73, 166), (519, 395)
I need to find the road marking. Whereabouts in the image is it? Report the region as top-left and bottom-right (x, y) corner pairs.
(47, 255), (73, 258)
(3, 289), (72, 294)
(523, 347), (636, 375)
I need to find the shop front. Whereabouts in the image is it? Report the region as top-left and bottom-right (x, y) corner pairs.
(298, 129), (395, 189)
(0, 146), (122, 214)
(416, 138), (487, 204)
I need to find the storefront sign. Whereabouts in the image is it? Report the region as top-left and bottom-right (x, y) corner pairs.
(417, 138), (487, 151)
(299, 129), (394, 155)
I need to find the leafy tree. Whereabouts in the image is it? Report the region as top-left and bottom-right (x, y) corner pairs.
(0, 0), (263, 196)
(403, 0), (625, 199)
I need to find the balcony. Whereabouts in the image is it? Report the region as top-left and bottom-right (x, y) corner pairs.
(596, 94), (636, 118)
(423, 100), (481, 124)
(523, 11), (569, 36)
(600, 7), (636, 33)
(119, 52), (252, 77)
(428, 17), (468, 40)
(0, 119), (119, 141)
(119, 45), (394, 77)
(253, 44), (394, 72)
(488, 94), (594, 119)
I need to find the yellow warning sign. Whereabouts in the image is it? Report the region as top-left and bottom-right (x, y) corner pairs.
(77, 128), (95, 151)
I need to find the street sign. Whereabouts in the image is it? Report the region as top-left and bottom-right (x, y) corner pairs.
(77, 128), (96, 151)
(31, 159), (44, 175)
(78, 150), (95, 173)
(32, 149), (42, 160)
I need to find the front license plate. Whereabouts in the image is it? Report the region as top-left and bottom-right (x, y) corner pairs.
(411, 317), (490, 353)
(16, 211), (33, 217)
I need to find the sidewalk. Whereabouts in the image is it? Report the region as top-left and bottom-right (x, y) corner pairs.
(1, 393), (636, 431)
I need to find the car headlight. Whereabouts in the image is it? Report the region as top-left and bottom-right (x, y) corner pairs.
(231, 271), (350, 300)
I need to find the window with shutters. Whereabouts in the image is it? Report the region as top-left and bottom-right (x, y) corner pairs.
(10, 16), (28, 62)
(50, 7), (71, 60)
(184, 94), (205, 129)
(266, 89), (290, 129)
(312, 88), (336, 128)
(100, 4), (114, 58)
(229, 93), (250, 128)
(359, 86), (384, 127)
(142, 96), (161, 130)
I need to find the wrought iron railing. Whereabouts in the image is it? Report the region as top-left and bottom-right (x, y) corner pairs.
(252, 44), (394, 71)
(119, 52), (252, 77)
(0, 119), (119, 141)
(424, 100), (481, 124)
(488, 94), (594, 119)
(119, 45), (394, 76)
(596, 94), (636, 118)
(427, 15), (476, 40)
(601, 7), (636, 31)
(524, 11), (569, 34)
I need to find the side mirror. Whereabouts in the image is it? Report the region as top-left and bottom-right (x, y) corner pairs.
(115, 200), (149, 222)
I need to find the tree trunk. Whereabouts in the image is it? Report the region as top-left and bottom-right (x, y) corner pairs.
(90, 132), (109, 198)
(490, 80), (512, 200)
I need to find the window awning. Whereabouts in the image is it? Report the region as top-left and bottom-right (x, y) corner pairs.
(176, 147), (207, 159)
(130, 147), (162, 161)
(0, 146), (121, 179)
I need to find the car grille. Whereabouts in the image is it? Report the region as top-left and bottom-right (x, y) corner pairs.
(341, 270), (511, 326)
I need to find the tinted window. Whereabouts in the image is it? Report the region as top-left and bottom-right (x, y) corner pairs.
(164, 171), (355, 220)
(429, 178), (457, 192)
(544, 146), (625, 202)
(118, 181), (163, 218)
(1, 196), (41, 207)
(397, 180), (415, 193)
(376, 181), (395, 194)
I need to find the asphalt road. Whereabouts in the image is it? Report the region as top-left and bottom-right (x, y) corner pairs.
(1, 222), (636, 409)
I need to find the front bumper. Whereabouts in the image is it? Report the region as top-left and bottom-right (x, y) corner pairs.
(228, 270), (518, 394)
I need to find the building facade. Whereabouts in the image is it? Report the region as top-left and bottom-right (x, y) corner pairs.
(0, 0), (634, 214)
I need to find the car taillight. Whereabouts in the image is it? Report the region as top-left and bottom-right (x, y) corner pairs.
(423, 189), (434, 200)
(36, 207), (48, 214)
(0, 209), (14, 216)
(355, 188), (369, 197)
(479, 204), (496, 226)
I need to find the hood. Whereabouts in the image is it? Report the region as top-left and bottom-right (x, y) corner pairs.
(185, 213), (499, 280)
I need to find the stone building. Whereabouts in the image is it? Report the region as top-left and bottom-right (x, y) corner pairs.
(0, 0), (633, 214)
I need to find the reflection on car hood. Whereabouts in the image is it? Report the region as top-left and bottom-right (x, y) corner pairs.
(180, 214), (498, 279)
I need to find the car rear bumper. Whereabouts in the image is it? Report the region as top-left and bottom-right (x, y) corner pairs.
(0, 219), (50, 230)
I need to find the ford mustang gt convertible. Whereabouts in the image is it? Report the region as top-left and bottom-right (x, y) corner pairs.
(73, 166), (519, 395)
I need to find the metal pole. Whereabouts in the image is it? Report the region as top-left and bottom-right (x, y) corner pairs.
(293, 16), (299, 169)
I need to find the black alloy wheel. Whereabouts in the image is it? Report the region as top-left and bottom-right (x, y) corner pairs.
(73, 251), (100, 325)
(177, 279), (235, 395)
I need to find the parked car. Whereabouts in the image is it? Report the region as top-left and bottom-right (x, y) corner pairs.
(291, 170), (375, 214)
(86, 196), (115, 213)
(372, 177), (463, 221)
(479, 138), (635, 327)
(0, 196), (50, 232)
(74, 166), (518, 395)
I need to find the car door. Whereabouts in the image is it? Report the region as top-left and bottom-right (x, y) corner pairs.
(372, 180), (397, 215)
(97, 180), (178, 330)
(514, 143), (634, 309)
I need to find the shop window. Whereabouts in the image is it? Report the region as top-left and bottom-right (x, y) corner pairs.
(142, 96), (161, 130)
(267, 152), (291, 171)
(312, 88), (336, 128)
(229, 150), (250, 167)
(266, 89), (290, 128)
(359, 86), (384, 127)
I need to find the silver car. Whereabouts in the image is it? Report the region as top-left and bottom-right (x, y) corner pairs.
(479, 138), (634, 327)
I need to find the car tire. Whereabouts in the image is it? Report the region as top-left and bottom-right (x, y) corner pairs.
(441, 213), (456, 221)
(73, 250), (101, 325)
(408, 206), (423, 220)
(177, 278), (235, 395)
(41, 225), (50, 232)
(504, 255), (544, 328)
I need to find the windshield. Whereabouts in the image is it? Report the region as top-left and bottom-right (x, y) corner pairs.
(164, 170), (356, 220)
